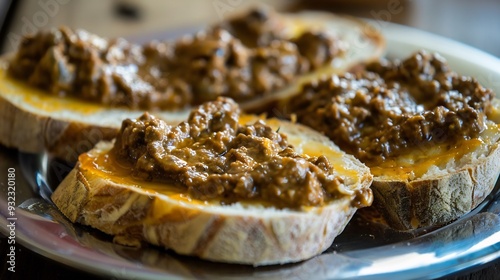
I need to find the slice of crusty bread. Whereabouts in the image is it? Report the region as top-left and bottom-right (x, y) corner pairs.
(274, 48), (500, 231)
(368, 120), (500, 231)
(0, 58), (190, 163)
(0, 11), (384, 162)
(362, 96), (500, 231)
(281, 73), (500, 231)
(51, 117), (373, 266)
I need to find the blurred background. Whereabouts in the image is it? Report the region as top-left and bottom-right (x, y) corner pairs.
(0, 0), (498, 57)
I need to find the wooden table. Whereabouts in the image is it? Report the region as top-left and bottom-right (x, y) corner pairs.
(1, 0), (499, 279)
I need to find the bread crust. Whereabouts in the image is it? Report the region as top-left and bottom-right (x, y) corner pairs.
(370, 141), (500, 231)
(0, 11), (385, 161)
(0, 88), (190, 162)
(51, 121), (373, 265)
(0, 94), (118, 162)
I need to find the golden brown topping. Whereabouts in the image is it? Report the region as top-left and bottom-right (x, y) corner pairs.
(112, 97), (345, 208)
(217, 7), (285, 48)
(9, 8), (342, 110)
(288, 51), (494, 164)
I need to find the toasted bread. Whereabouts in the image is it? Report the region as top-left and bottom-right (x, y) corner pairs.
(368, 120), (500, 230)
(50, 111), (373, 266)
(279, 51), (500, 231)
(0, 60), (191, 163)
(0, 10), (384, 162)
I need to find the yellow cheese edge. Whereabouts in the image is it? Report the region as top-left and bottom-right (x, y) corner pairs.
(0, 62), (106, 115)
(370, 123), (500, 181)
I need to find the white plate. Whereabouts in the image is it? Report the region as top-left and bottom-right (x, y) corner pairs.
(1, 21), (500, 279)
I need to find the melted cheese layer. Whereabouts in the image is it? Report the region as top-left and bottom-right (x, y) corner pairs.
(370, 123), (500, 181)
(0, 62), (105, 114)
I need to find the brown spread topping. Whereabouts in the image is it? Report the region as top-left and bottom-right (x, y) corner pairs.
(8, 8), (343, 110)
(287, 51), (494, 165)
(217, 7), (286, 48)
(111, 97), (346, 208)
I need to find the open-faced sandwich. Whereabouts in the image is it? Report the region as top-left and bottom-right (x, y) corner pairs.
(280, 50), (500, 230)
(0, 7), (384, 162)
(51, 97), (373, 265)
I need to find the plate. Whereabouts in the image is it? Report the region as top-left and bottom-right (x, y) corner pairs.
(2, 21), (500, 279)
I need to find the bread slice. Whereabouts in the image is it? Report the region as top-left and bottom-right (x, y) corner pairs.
(50, 114), (373, 266)
(0, 59), (190, 163)
(278, 51), (500, 231)
(367, 120), (500, 230)
(358, 76), (500, 231)
(0, 10), (384, 162)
